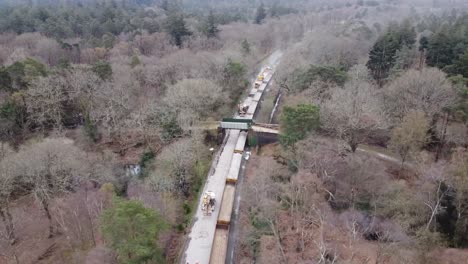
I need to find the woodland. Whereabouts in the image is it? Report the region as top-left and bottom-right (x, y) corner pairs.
(0, 0), (466, 263)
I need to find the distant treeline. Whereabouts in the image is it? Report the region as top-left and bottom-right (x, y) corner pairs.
(0, 0), (300, 40)
(420, 13), (468, 80)
(0, 2), (161, 38)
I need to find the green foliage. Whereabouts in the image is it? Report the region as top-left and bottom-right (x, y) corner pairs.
(419, 36), (429, 51)
(279, 104), (320, 147)
(22, 58), (47, 78)
(160, 0), (169, 11)
(415, 228), (447, 251)
(365, 0), (379, 6)
(367, 22), (416, 83)
(449, 76), (468, 122)
(246, 207), (274, 259)
(0, 67), (12, 91)
(92, 60), (112, 80)
(57, 58), (71, 69)
(389, 45), (418, 78)
(254, 3), (267, 24)
(291, 65), (347, 91)
(130, 55), (141, 68)
(248, 134), (258, 147)
(165, 11), (192, 47)
(176, 157), (210, 232)
(452, 49), (468, 78)
(223, 59), (247, 98)
(425, 14), (468, 77)
(270, 4), (298, 18)
(427, 30), (461, 70)
(246, 231), (261, 258)
(102, 33), (116, 49)
(0, 2), (160, 39)
(421, 14), (468, 122)
(101, 198), (166, 264)
(83, 112), (99, 143)
(1, 58), (47, 91)
(0, 98), (24, 124)
(0, 95), (27, 139)
(241, 39), (251, 55)
(139, 151), (155, 178)
(223, 59), (246, 81)
(183, 201), (191, 215)
(160, 113), (183, 143)
(193, 159), (210, 194)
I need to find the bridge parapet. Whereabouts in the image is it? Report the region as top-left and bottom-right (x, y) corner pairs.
(220, 118), (253, 130)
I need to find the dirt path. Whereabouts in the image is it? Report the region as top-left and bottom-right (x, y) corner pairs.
(356, 145), (401, 165)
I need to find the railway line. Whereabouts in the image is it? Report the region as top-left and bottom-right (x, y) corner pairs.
(182, 51), (281, 264)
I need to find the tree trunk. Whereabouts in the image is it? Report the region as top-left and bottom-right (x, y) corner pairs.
(350, 143), (358, 153)
(426, 207), (438, 232)
(435, 112), (449, 162)
(0, 204), (16, 244)
(426, 181), (445, 232)
(398, 154), (407, 176)
(418, 50), (425, 70)
(84, 187), (97, 247)
(268, 219), (287, 264)
(41, 199), (54, 238)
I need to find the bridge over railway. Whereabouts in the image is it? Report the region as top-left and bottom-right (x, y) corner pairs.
(181, 51), (282, 264)
(188, 120), (280, 135)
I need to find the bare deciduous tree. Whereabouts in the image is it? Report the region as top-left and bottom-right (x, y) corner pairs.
(321, 71), (386, 152)
(12, 138), (90, 238)
(389, 110), (430, 169)
(416, 163), (449, 232)
(335, 155), (387, 210)
(34, 38), (62, 66)
(384, 68), (457, 123)
(148, 138), (200, 197)
(447, 148), (468, 244)
(26, 75), (68, 130)
(164, 78), (225, 128)
(0, 154), (17, 244)
(89, 71), (137, 138)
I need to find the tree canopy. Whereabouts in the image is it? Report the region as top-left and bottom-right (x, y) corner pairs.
(102, 198), (166, 264)
(254, 3), (267, 24)
(165, 11), (192, 47)
(367, 22), (416, 84)
(280, 104), (320, 147)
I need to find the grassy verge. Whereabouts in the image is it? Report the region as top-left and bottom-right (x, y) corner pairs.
(174, 151), (214, 263)
(178, 156), (212, 232)
(256, 93), (276, 123)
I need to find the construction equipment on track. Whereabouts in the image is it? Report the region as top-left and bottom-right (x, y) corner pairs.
(238, 103), (249, 117)
(201, 191), (216, 216)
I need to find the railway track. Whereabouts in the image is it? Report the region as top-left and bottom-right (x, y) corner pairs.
(182, 51), (281, 264)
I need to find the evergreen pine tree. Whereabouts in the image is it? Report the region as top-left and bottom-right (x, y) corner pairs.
(453, 49), (468, 78)
(203, 10), (219, 38)
(241, 39), (251, 55)
(367, 32), (401, 84)
(255, 3), (267, 24)
(419, 36), (429, 51)
(165, 10), (192, 47)
(367, 23), (416, 85)
(101, 199), (166, 264)
(161, 0), (169, 11)
(426, 30), (458, 69)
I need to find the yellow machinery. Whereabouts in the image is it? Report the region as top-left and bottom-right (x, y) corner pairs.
(238, 103), (249, 117)
(201, 191), (216, 216)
